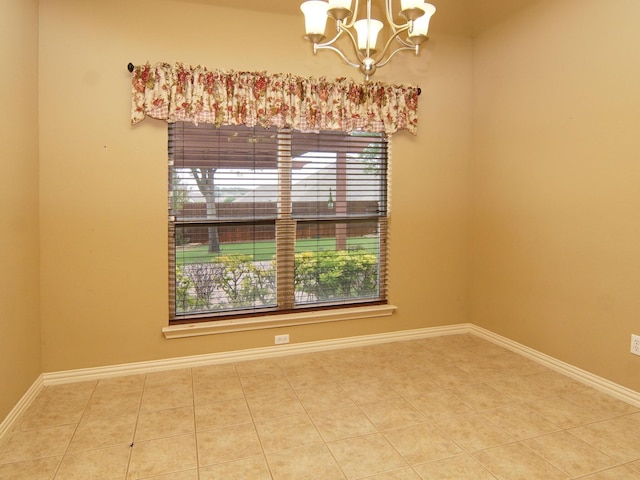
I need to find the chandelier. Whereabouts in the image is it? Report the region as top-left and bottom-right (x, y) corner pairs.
(300, 0), (436, 80)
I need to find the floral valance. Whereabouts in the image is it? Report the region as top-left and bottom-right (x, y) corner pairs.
(130, 62), (419, 135)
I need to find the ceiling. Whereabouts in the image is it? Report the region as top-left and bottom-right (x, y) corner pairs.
(174, 0), (541, 36)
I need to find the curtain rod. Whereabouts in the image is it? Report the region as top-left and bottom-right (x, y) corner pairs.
(126, 63), (420, 95)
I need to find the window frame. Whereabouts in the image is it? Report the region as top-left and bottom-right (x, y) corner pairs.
(168, 122), (390, 325)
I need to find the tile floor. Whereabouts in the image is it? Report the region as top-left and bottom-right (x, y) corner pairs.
(1, 334), (640, 479)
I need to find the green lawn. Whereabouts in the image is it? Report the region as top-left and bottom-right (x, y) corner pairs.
(176, 237), (379, 264)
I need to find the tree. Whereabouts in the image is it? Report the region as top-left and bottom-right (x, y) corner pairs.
(191, 167), (220, 253)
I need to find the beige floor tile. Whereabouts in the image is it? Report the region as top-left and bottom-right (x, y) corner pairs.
(422, 366), (479, 389)
(413, 454), (498, 479)
(369, 358), (415, 378)
(380, 371), (440, 397)
(472, 442), (569, 479)
(569, 413), (640, 462)
(295, 383), (355, 413)
(236, 358), (283, 377)
(139, 469), (198, 480)
(193, 376), (245, 404)
(135, 406), (195, 441)
(38, 381), (97, 403)
(434, 347), (481, 365)
(95, 375), (146, 395)
(562, 388), (639, 419)
(277, 352), (322, 369)
(0, 424), (75, 464)
(255, 414), (323, 453)
(56, 444), (130, 480)
(359, 398), (426, 431)
(127, 434), (197, 479)
(383, 422), (463, 465)
(497, 355), (548, 376)
(68, 413), (137, 452)
(526, 395), (601, 428)
(199, 455), (272, 480)
(284, 366), (334, 389)
(17, 397), (87, 430)
(0, 456), (61, 480)
(340, 378), (400, 405)
(525, 370), (588, 395)
(328, 433), (407, 479)
(197, 423), (262, 467)
(83, 390), (142, 420)
(522, 431), (618, 477)
(629, 459), (640, 474)
(486, 375), (555, 402)
(405, 390), (474, 420)
(449, 383), (516, 411)
(454, 358), (505, 379)
(240, 372), (292, 396)
(577, 465), (640, 479)
(266, 443), (346, 479)
(195, 398), (251, 432)
(192, 363), (239, 382)
(323, 362), (378, 383)
(144, 368), (192, 389)
(140, 383), (194, 412)
(360, 468), (422, 479)
(479, 404), (560, 440)
(309, 405), (377, 442)
(245, 389), (305, 421)
(434, 412), (515, 452)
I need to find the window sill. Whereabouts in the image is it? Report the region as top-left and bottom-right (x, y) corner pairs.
(162, 304), (397, 339)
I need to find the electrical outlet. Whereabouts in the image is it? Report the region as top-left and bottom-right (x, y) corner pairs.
(631, 334), (640, 356)
(275, 334), (290, 345)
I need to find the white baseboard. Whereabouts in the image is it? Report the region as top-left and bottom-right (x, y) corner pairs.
(0, 375), (43, 441)
(42, 323), (469, 385)
(3, 323), (639, 445)
(468, 324), (640, 408)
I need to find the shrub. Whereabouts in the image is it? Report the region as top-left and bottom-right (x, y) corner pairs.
(294, 249), (378, 301)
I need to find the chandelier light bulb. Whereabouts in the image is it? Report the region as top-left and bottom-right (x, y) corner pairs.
(354, 18), (383, 52)
(409, 2), (436, 42)
(328, 0), (352, 10)
(301, 1), (330, 37)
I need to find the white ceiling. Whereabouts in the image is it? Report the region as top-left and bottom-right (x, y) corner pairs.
(174, 0), (541, 36)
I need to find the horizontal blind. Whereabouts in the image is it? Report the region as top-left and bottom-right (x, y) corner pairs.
(290, 130), (387, 220)
(168, 122), (388, 320)
(169, 122), (279, 222)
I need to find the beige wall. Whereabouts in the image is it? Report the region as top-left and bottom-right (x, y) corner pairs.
(0, 0), (41, 420)
(37, 0), (472, 372)
(471, 0), (640, 391)
(4, 0), (639, 424)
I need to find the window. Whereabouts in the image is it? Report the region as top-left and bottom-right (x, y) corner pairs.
(168, 122), (388, 323)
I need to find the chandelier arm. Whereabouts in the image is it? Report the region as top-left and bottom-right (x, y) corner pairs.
(394, 35), (415, 48)
(373, 24), (410, 64)
(385, 0), (405, 31)
(376, 44), (418, 68)
(315, 28), (346, 49)
(315, 44), (361, 68)
(340, 0), (360, 29)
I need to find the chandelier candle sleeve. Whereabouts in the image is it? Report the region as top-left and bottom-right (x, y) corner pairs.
(409, 3), (435, 42)
(301, 0), (329, 39)
(300, 0), (436, 80)
(354, 18), (383, 52)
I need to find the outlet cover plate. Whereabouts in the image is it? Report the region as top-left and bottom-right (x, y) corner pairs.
(275, 334), (290, 345)
(631, 334), (640, 356)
